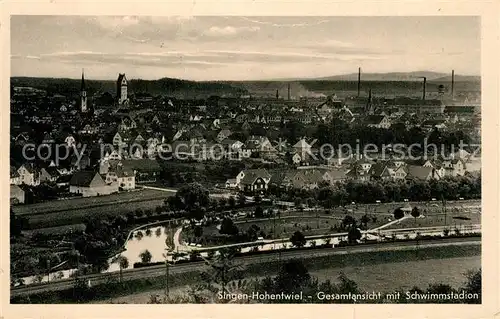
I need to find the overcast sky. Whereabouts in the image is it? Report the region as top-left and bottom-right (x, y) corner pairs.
(11, 16), (480, 81)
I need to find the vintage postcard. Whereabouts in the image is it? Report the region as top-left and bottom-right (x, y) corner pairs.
(1, 1), (499, 318)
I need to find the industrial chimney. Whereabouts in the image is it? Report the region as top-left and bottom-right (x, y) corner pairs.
(451, 70), (455, 100)
(288, 83), (291, 100)
(357, 67), (361, 97)
(421, 77), (427, 100)
(276, 89), (279, 100)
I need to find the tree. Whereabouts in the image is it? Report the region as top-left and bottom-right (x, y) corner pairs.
(254, 206), (264, 218)
(220, 218), (239, 236)
(463, 269), (481, 303)
(411, 206), (421, 226)
(347, 226), (362, 244)
(342, 215), (356, 229)
(254, 194), (262, 204)
(273, 260), (311, 294)
(237, 193), (246, 206)
(202, 248), (241, 293)
(139, 250), (152, 263)
(393, 208), (405, 220)
(113, 255), (129, 283)
(246, 224), (261, 241)
(290, 231), (306, 248)
(194, 225), (203, 238)
(360, 214), (370, 229)
(10, 209), (29, 237)
(228, 196), (236, 208)
(175, 183), (210, 212)
(336, 272), (362, 295)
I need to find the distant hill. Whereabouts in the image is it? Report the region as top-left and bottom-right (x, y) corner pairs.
(280, 71), (479, 83)
(429, 75), (481, 82)
(10, 76), (248, 98)
(312, 71), (448, 82)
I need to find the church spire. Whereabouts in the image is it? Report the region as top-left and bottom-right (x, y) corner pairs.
(81, 69), (86, 91)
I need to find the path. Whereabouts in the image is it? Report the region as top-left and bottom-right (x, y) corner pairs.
(368, 216), (412, 232)
(140, 185), (233, 199)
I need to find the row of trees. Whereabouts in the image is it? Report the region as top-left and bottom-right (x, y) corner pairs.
(269, 174), (481, 207)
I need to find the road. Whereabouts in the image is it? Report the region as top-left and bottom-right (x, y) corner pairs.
(11, 236), (480, 297)
(140, 185), (233, 199)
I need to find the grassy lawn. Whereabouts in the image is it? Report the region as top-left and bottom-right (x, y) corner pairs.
(24, 223), (86, 236)
(25, 198), (168, 229)
(384, 210), (480, 230)
(13, 189), (174, 216)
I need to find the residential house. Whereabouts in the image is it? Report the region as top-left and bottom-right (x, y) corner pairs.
(365, 115), (391, 129)
(323, 168), (348, 184)
(293, 138), (312, 159)
(406, 165), (438, 181)
(10, 184), (25, 204)
(121, 159), (161, 183)
(239, 173), (269, 193)
(236, 169), (271, 189)
(392, 165), (408, 180)
(65, 135), (76, 147)
(69, 171), (118, 197)
(441, 158), (466, 177)
(346, 165), (370, 182)
(17, 163), (40, 186)
(71, 154), (91, 171)
(10, 166), (21, 185)
(217, 129), (232, 142)
(56, 174), (73, 188)
(356, 157), (376, 173)
(118, 117), (137, 131)
(225, 179), (238, 189)
(368, 162), (395, 181)
(106, 165), (136, 190)
(220, 139), (244, 160)
(39, 167), (61, 183)
(79, 124), (98, 135)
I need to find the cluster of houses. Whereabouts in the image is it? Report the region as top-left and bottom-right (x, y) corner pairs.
(10, 72), (480, 204)
(225, 151), (470, 194)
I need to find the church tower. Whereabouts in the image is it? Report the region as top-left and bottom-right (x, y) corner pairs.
(117, 73), (128, 105)
(365, 89), (375, 115)
(80, 69), (88, 113)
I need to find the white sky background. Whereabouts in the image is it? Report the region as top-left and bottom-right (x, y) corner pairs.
(10, 16), (480, 81)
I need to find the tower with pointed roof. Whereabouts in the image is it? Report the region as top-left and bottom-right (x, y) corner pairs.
(80, 69), (88, 113)
(117, 73), (128, 105)
(365, 88), (375, 115)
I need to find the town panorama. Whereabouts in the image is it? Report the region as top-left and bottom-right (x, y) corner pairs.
(9, 16), (481, 304)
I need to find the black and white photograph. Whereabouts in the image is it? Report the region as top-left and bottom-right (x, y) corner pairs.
(7, 14), (487, 306)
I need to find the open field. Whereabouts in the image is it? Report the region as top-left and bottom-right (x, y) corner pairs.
(24, 223), (86, 236)
(24, 198), (170, 229)
(12, 188), (174, 216)
(383, 211), (480, 230)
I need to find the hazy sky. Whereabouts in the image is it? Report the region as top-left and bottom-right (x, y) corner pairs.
(11, 16), (480, 81)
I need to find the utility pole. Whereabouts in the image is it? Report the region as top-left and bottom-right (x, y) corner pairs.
(163, 249), (174, 299)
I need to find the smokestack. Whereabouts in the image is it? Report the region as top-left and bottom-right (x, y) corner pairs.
(288, 83), (291, 100)
(422, 77), (426, 100)
(357, 67), (361, 97)
(276, 89), (279, 100)
(451, 70), (455, 100)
